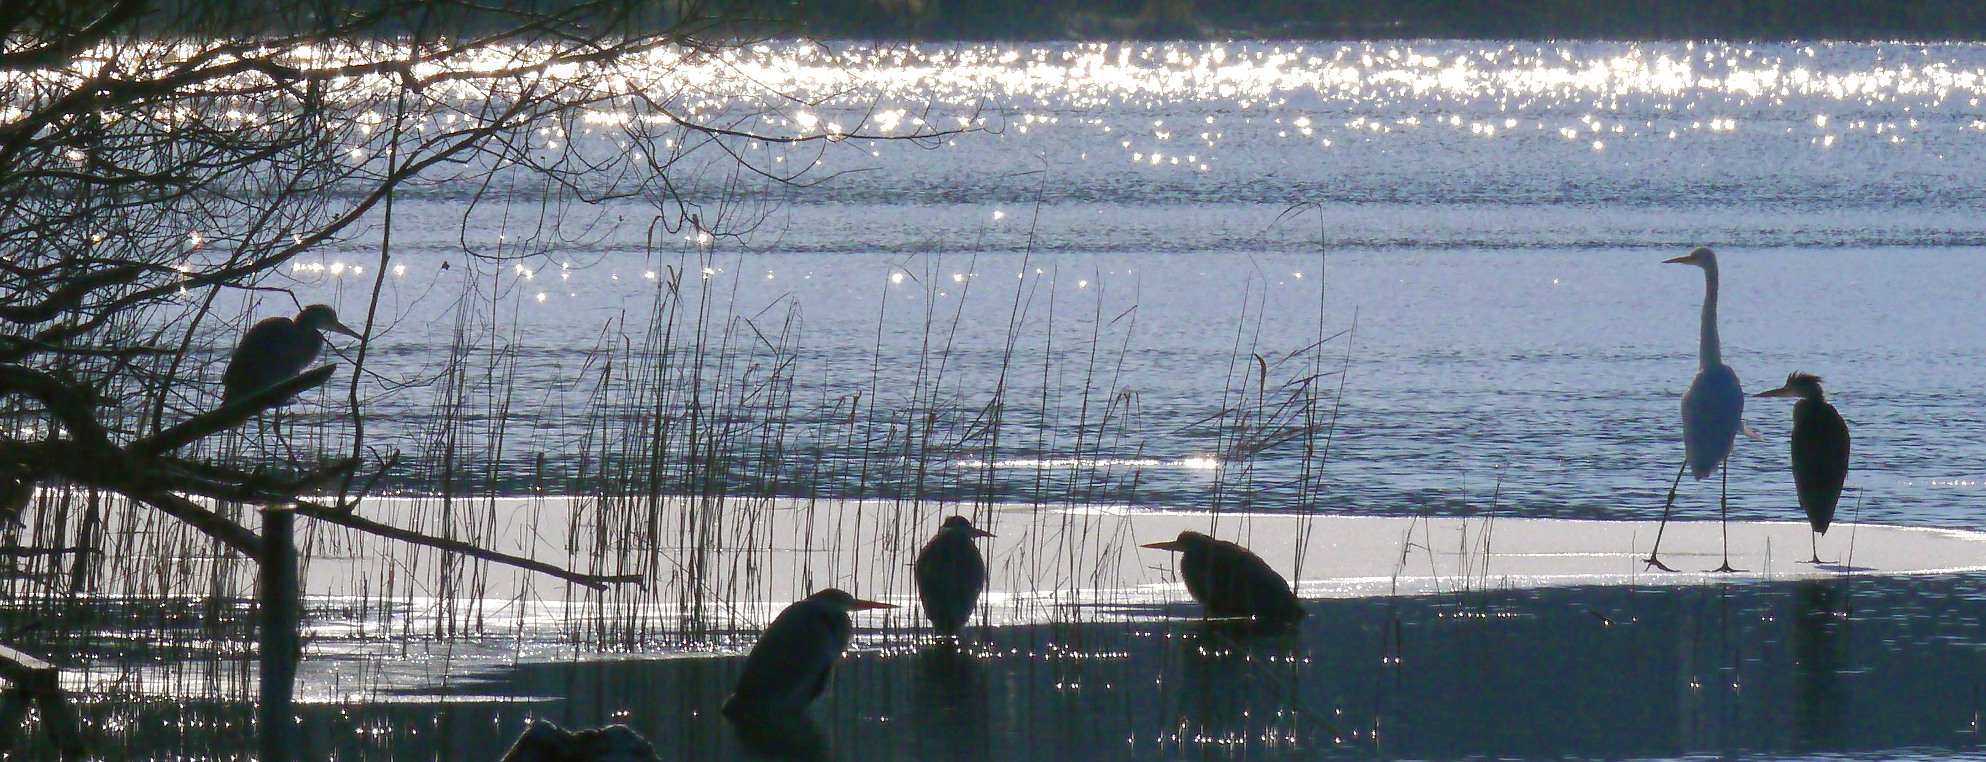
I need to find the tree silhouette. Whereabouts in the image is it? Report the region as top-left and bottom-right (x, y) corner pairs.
(0, 0), (928, 587)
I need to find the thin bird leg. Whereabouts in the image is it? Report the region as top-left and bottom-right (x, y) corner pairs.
(275, 406), (302, 466)
(1804, 531), (1833, 566)
(1712, 461), (1745, 573)
(1643, 461), (1687, 572)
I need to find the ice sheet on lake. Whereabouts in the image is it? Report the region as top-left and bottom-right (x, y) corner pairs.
(293, 497), (1986, 632)
(52, 495), (1986, 700)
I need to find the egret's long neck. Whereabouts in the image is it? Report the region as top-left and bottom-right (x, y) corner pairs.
(1697, 260), (1721, 369)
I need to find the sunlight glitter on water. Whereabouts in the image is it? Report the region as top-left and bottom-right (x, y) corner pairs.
(202, 37), (1986, 532)
(26, 41), (1981, 159)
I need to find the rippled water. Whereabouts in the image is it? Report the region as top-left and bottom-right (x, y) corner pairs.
(81, 575), (1986, 760)
(253, 40), (1986, 529)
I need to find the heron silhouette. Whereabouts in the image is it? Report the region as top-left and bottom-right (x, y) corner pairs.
(722, 589), (895, 717)
(1756, 372), (1850, 564)
(1141, 531), (1305, 623)
(1645, 247), (1746, 573)
(222, 304), (361, 406)
(914, 516), (993, 636)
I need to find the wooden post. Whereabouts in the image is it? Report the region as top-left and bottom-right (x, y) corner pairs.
(0, 644), (86, 760)
(259, 505), (299, 762)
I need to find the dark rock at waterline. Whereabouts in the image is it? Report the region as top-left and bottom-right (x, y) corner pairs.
(497, 719), (659, 762)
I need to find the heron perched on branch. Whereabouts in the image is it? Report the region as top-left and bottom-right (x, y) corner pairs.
(221, 304), (361, 406)
(722, 589), (895, 717)
(1645, 247), (1747, 573)
(915, 516), (994, 636)
(1756, 372), (1851, 564)
(1141, 531), (1305, 623)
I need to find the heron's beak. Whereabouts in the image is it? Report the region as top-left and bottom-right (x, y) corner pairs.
(323, 319), (363, 339)
(1754, 386), (1798, 398)
(1662, 254), (1694, 264)
(970, 528), (996, 539)
(849, 599), (897, 611)
(1140, 540), (1185, 552)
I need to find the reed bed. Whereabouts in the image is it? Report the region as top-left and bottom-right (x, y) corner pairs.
(0, 213), (1349, 754)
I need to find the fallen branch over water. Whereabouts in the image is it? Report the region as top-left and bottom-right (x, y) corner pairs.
(293, 500), (644, 591)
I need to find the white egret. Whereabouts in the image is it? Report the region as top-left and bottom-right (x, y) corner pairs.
(1645, 247), (1746, 573)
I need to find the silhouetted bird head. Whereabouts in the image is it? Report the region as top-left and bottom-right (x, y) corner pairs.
(1756, 371), (1826, 401)
(805, 588), (897, 614)
(938, 515), (995, 539)
(296, 304), (361, 338)
(1662, 246), (1717, 269)
(1140, 530), (1215, 553)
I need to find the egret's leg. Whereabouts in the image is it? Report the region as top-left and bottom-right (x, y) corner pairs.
(1712, 462), (1745, 573)
(1643, 461), (1687, 572)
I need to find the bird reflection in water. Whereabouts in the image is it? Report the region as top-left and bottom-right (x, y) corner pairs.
(726, 709), (827, 761)
(1169, 618), (1314, 754)
(909, 642), (990, 761)
(1791, 580), (1849, 754)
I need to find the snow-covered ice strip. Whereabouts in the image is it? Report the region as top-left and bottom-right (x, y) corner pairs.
(289, 497), (1986, 631)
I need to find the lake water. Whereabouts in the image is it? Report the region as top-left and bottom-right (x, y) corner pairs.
(108, 39), (1986, 761)
(77, 575), (1986, 760)
(258, 40), (1986, 528)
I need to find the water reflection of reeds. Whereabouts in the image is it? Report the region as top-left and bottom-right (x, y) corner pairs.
(41, 577), (1986, 760)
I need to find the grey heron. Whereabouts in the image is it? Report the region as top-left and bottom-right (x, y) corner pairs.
(914, 516), (993, 635)
(722, 588), (895, 717)
(1756, 372), (1850, 564)
(1141, 531), (1305, 623)
(221, 304), (361, 405)
(1645, 247), (1747, 573)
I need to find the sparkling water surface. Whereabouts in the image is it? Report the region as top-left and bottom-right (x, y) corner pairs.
(256, 40), (1986, 528)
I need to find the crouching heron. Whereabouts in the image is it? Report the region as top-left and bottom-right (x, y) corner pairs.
(722, 589), (895, 717)
(1141, 531), (1305, 624)
(222, 304), (361, 405)
(915, 516), (994, 636)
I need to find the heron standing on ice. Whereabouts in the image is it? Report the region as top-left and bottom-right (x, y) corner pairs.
(222, 304), (361, 405)
(1141, 531), (1305, 623)
(722, 589), (895, 717)
(1756, 372), (1850, 564)
(1645, 247), (1747, 573)
(915, 516), (994, 635)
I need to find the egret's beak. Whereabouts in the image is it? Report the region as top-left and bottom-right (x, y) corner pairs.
(849, 599), (896, 611)
(1662, 254), (1694, 264)
(970, 528), (996, 539)
(1754, 386), (1798, 398)
(323, 319), (363, 339)
(1140, 540), (1185, 552)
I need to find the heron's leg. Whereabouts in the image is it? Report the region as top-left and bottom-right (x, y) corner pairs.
(1804, 531), (1833, 565)
(1643, 461), (1687, 572)
(1712, 461), (1744, 573)
(273, 406), (305, 466)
